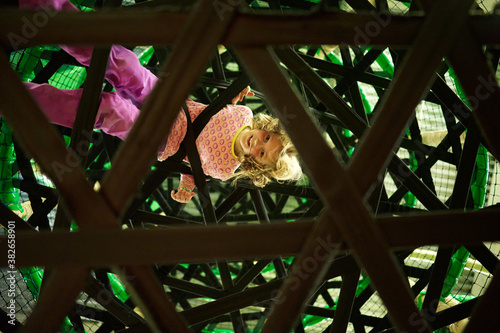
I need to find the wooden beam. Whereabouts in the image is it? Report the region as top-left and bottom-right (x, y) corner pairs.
(274, 46), (447, 211)
(378, 209), (500, 249)
(235, 47), (429, 333)
(0, 47), (124, 333)
(2, 8), (499, 48)
(98, 1), (238, 331)
(0, 9), (421, 48)
(19, 267), (91, 333)
(82, 276), (145, 327)
(4, 221), (311, 267)
(347, 0), (474, 195)
(3, 208), (500, 267)
(446, 28), (500, 161)
(0, 52), (116, 230)
(99, 1), (235, 217)
(464, 266), (500, 332)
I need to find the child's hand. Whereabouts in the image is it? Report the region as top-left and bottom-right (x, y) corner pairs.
(232, 86), (255, 105)
(171, 188), (196, 203)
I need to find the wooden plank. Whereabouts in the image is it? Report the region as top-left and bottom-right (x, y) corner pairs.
(5, 221), (312, 267)
(0, 9), (420, 48)
(95, 2), (240, 330)
(0, 51), (116, 229)
(419, 0), (500, 161)
(446, 29), (500, 161)
(273, 46), (367, 137)
(1, 0), (236, 331)
(98, 1), (238, 331)
(2, 9), (500, 48)
(3, 208), (500, 267)
(3, 7), (500, 47)
(379, 209), (500, 249)
(469, 15), (500, 44)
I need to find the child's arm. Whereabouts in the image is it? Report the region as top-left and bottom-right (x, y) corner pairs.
(171, 188), (195, 203)
(231, 86), (254, 105)
(171, 174), (196, 203)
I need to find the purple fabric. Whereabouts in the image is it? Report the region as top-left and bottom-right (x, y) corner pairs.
(58, 45), (157, 107)
(19, 0), (78, 11)
(19, 0), (158, 106)
(24, 82), (140, 141)
(18, 0), (159, 139)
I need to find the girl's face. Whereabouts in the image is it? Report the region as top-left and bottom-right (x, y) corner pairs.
(237, 129), (282, 165)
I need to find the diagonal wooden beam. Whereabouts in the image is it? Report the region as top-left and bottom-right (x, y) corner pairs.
(0, 51), (116, 229)
(19, 267), (92, 333)
(0, 45), (124, 333)
(82, 276), (145, 327)
(464, 266), (500, 332)
(99, 1), (236, 217)
(97, 1), (237, 330)
(413, 3), (500, 332)
(274, 46), (447, 211)
(348, 0), (474, 195)
(444, 27), (500, 161)
(235, 47), (430, 333)
(45, 45), (112, 332)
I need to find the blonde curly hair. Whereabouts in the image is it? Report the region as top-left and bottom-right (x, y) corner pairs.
(232, 113), (303, 187)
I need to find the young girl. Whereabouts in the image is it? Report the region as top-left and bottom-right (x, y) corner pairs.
(17, 0), (302, 204)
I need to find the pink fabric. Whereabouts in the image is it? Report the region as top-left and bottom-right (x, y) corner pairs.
(19, 0), (77, 11)
(24, 82), (140, 141)
(158, 101), (253, 190)
(24, 82), (253, 189)
(19, 0), (157, 107)
(58, 45), (157, 107)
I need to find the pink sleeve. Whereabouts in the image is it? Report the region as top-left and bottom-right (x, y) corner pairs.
(179, 174), (196, 191)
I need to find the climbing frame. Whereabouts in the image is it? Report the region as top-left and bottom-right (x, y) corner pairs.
(1, 0), (500, 333)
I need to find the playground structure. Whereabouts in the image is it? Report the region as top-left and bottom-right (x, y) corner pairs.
(0, 0), (500, 332)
